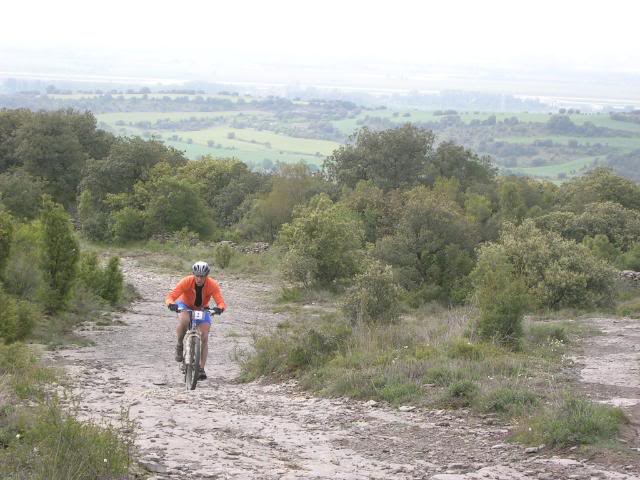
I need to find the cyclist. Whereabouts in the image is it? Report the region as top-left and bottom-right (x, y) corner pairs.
(165, 261), (226, 380)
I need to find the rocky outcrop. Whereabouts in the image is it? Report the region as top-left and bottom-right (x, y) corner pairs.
(620, 270), (640, 282)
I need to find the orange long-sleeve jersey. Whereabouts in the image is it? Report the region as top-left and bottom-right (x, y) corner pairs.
(165, 275), (226, 310)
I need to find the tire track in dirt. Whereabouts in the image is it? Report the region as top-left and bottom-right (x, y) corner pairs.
(47, 257), (640, 479)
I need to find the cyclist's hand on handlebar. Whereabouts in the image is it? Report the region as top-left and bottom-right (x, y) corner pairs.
(168, 303), (179, 312)
(212, 307), (224, 315)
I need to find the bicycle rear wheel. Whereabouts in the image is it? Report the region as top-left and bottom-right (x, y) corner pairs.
(185, 335), (201, 390)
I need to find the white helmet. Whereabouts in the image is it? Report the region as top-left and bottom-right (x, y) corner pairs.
(192, 261), (210, 276)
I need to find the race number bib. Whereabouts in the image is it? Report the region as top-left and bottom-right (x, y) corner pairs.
(193, 311), (204, 320)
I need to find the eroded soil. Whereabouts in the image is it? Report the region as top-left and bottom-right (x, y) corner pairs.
(47, 257), (640, 479)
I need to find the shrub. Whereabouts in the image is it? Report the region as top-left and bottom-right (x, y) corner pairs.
(77, 253), (124, 306)
(517, 395), (628, 447)
(281, 250), (317, 288)
(77, 252), (104, 291)
(471, 244), (529, 347)
(213, 242), (235, 269)
(342, 261), (402, 325)
(100, 257), (124, 305)
(110, 207), (148, 243)
(0, 210), (13, 277)
(480, 388), (539, 416)
(3, 222), (45, 298)
(239, 318), (351, 380)
(495, 220), (615, 310)
(526, 323), (568, 346)
(0, 289), (34, 344)
(40, 198), (79, 313)
(443, 380), (478, 407)
(617, 243), (640, 270)
(278, 194), (365, 285)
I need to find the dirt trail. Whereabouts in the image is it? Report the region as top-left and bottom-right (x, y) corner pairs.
(48, 257), (640, 480)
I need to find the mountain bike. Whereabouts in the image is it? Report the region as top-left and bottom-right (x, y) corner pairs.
(178, 306), (220, 390)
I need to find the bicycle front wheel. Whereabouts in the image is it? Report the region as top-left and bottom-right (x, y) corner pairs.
(185, 335), (201, 390)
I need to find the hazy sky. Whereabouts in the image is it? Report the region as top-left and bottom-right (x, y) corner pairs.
(2, 0), (639, 72)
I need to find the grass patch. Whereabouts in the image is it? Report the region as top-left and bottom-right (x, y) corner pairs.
(616, 295), (640, 318)
(478, 387), (540, 416)
(0, 343), (137, 479)
(515, 394), (628, 448)
(240, 307), (572, 410)
(0, 344), (58, 399)
(0, 401), (135, 479)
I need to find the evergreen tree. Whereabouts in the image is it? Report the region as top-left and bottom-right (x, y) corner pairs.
(40, 197), (79, 313)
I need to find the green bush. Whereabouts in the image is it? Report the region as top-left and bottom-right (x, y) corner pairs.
(0, 210), (13, 277)
(517, 395), (628, 447)
(278, 194), (365, 285)
(110, 207), (148, 243)
(471, 244), (529, 347)
(213, 242), (235, 269)
(3, 222), (45, 298)
(582, 234), (620, 263)
(76, 252), (103, 291)
(0, 289), (34, 344)
(281, 249), (318, 288)
(77, 253), (124, 306)
(617, 243), (640, 270)
(39, 199), (79, 313)
(100, 257), (123, 305)
(342, 261), (402, 325)
(492, 220), (615, 310)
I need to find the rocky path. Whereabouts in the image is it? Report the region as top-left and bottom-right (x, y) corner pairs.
(47, 257), (640, 479)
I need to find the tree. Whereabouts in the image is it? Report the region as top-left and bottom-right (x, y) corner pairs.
(0, 168), (47, 219)
(375, 185), (478, 304)
(80, 137), (188, 203)
(240, 163), (330, 241)
(143, 176), (214, 237)
(324, 124), (436, 190)
(15, 112), (87, 207)
(425, 141), (496, 189)
(558, 168), (640, 211)
(40, 198), (80, 313)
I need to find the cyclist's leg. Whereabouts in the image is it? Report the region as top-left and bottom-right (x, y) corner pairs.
(196, 321), (211, 369)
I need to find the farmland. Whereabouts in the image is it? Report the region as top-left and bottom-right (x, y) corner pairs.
(3, 88), (638, 181)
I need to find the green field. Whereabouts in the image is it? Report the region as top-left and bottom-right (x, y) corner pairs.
(97, 107), (639, 180)
(98, 112), (339, 168)
(504, 156), (600, 179)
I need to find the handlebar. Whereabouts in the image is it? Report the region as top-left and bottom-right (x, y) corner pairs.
(168, 304), (223, 315)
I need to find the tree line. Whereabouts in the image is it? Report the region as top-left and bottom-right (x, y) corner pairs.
(1, 109), (640, 346)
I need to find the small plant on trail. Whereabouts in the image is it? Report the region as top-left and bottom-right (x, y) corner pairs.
(213, 242), (235, 269)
